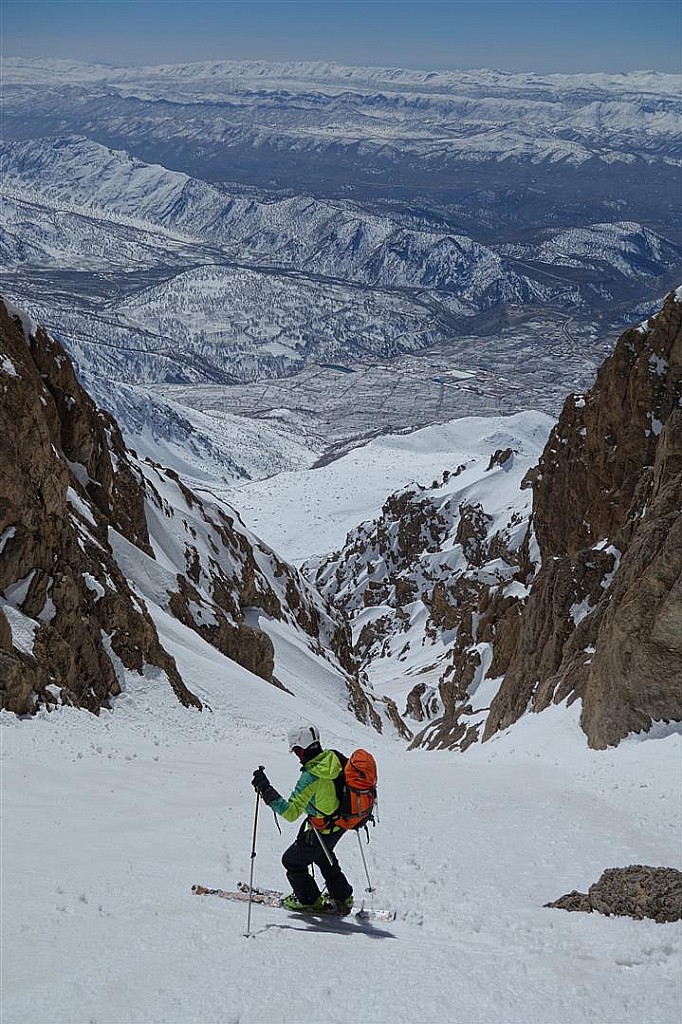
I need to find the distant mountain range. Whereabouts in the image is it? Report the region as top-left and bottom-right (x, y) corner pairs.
(1, 57), (680, 462)
(1, 133), (680, 390)
(3, 59), (679, 260)
(4, 59), (680, 173)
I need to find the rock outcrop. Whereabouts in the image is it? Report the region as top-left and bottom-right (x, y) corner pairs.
(0, 299), (198, 713)
(0, 299), (369, 721)
(484, 288), (682, 748)
(545, 866), (682, 923)
(305, 418), (548, 745)
(410, 290), (681, 749)
(308, 290), (681, 751)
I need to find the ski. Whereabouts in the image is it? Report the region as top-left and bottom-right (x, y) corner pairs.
(191, 883), (396, 922)
(192, 883), (283, 907)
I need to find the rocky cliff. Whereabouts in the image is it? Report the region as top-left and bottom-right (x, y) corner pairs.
(483, 288), (682, 748)
(0, 299), (371, 722)
(309, 291), (681, 750)
(305, 416), (551, 748)
(0, 300), (195, 712)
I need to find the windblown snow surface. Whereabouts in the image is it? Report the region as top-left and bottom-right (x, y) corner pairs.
(2, 412), (681, 1024)
(3, 651), (680, 1024)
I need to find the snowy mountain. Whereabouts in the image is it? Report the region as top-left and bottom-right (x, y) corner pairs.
(3, 59), (682, 1024)
(301, 417), (548, 741)
(498, 222), (682, 283)
(0, 298), (398, 732)
(80, 371), (319, 485)
(4, 59), (680, 175)
(2, 135), (679, 396)
(5, 282), (678, 749)
(0, 137), (534, 295)
(1, 58), (680, 416)
(2, 58), (679, 279)
(2, 297), (681, 1019)
(2, 289), (681, 1024)
(0, 136), (536, 382)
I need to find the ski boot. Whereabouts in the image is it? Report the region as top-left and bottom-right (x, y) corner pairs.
(323, 894), (354, 916)
(282, 893), (328, 913)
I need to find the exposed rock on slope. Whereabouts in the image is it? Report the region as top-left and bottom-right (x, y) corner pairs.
(309, 291), (681, 751)
(0, 299), (369, 722)
(0, 299), (196, 713)
(305, 415), (551, 747)
(484, 288), (682, 748)
(412, 289), (681, 749)
(546, 866), (682, 923)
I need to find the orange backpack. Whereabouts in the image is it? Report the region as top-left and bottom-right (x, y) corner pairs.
(332, 749), (378, 830)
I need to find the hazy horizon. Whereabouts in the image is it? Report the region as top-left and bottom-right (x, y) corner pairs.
(3, 1), (681, 76)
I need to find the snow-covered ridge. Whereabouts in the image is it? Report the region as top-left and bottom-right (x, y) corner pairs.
(4, 56), (680, 97)
(293, 411), (552, 728)
(2, 135), (679, 394)
(3, 59), (680, 173)
(0, 137), (523, 294)
(0, 136), (544, 384)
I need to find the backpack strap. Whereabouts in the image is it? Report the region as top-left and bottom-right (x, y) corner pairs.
(332, 750), (349, 772)
(305, 750), (348, 832)
(326, 750), (344, 803)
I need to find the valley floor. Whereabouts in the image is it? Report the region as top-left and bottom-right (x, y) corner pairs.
(3, 637), (680, 1024)
(156, 306), (610, 465)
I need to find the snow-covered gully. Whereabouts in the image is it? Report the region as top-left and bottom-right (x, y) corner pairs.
(3, 650), (680, 1024)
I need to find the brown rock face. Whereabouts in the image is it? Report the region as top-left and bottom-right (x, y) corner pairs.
(1, 300), (367, 721)
(546, 866), (682, 923)
(455, 503), (492, 567)
(138, 460), (360, 693)
(308, 484), (451, 671)
(484, 289), (682, 748)
(168, 577), (275, 682)
(0, 300), (199, 712)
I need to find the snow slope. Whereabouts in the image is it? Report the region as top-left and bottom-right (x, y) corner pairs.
(3, 304), (681, 1023)
(220, 411), (554, 564)
(81, 372), (318, 484)
(3, 348), (680, 1024)
(2, 627), (680, 1024)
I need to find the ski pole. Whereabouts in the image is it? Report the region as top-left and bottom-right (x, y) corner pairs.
(356, 829), (375, 893)
(309, 821), (335, 866)
(244, 768), (263, 938)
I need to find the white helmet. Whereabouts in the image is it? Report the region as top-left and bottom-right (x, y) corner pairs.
(287, 723), (320, 751)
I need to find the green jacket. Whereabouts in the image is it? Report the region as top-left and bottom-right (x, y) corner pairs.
(270, 749), (342, 832)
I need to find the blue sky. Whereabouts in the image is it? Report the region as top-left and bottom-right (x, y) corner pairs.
(2, 1), (681, 74)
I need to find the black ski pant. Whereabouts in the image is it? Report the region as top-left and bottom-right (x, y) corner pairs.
(282, 825), (353, 904)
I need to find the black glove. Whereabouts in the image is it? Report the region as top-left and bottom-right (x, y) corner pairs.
(251, 767), (280, 806)
(252, 767), (270, 794)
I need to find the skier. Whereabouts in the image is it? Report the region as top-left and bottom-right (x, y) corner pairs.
(251, 723), (354, 914)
